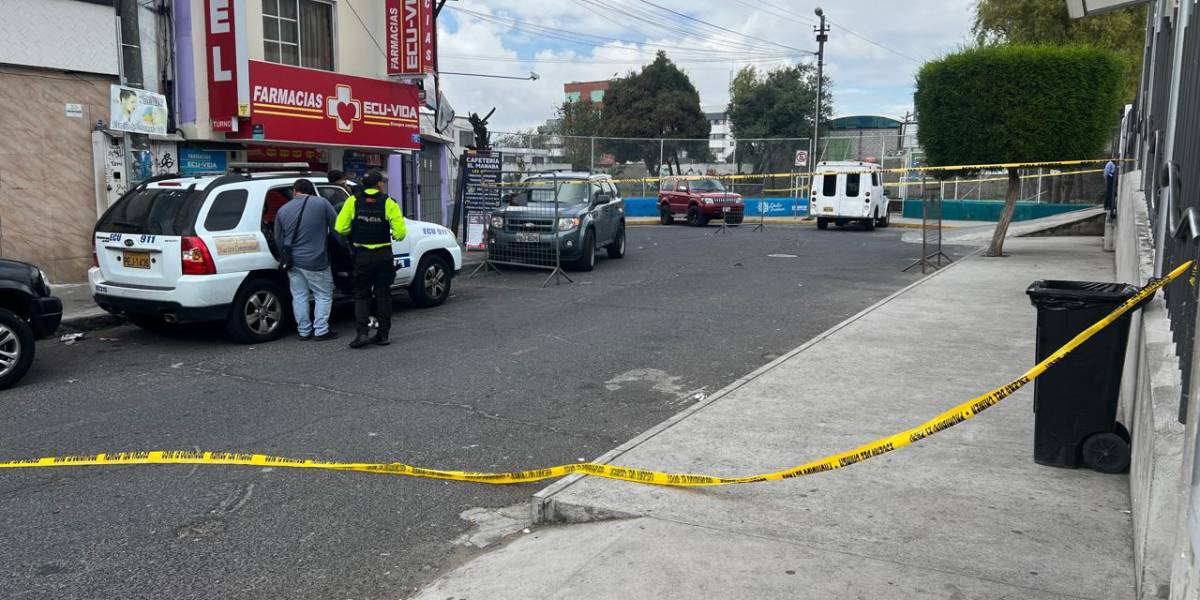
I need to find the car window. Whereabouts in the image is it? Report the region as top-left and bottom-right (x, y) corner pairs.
(603, 182), (617, 197)
(592, 183), (603, 202)
(846, 173), (861, 197)
(96, 187), (204, 235)
(691, 179), (725, 192)
(319, 186), (348, 208)
(203, 189), (248, 232)
(263, 186), (294, 223)
(872, 172), (880, 186)
(821, 173), (837, 197)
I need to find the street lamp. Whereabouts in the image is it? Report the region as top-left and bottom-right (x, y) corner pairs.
(438, 71), (540, 81)
(811, 8), (828, 173)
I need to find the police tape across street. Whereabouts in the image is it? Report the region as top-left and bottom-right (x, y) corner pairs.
(1, 260), (1192, 487)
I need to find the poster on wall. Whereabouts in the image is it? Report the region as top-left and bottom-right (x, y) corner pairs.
(109, 85), (169, 135)
(342, 150), (386, 180)
(456, 150), (502, 248)
(180, 148), (228, 175)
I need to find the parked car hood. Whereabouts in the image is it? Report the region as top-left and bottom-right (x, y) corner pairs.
(498, 203), (590, 218)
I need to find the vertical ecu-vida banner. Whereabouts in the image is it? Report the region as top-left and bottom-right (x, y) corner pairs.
(205, 0), (242, 132)
(387, 0), (436, 76)
(228, 61), (422, 151)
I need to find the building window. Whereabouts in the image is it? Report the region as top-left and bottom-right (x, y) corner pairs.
(263, 0), (334, 71)
(710, 133), (726, 140)
(589, 90), (605, 102)
(566, 92), (581, 102)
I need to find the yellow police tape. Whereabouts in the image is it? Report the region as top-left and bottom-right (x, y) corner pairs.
(484, 157), (1130, 188)
(2, 260), (1191, 487)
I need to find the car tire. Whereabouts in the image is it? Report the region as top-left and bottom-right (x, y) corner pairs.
(571, 229), (596, 272)
(0, 308), (35, 391)
(409, 254), (452, 308)
(877, 211), (890, 228)
(687, 206), (709, 227)
(607, 224), (627, 259)
(816, 217), (829, 230)
(835, 219), (847, 227)
(863, 214), (876, 231)
(226, 278), (289, 344)
(659, 205), (674, 225)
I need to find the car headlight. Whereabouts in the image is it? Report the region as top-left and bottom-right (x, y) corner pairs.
(34, 268), (51, 296)
(558, 217), (581, 231)
(490, 216), (504, 228)
(702, 198), (714, 204)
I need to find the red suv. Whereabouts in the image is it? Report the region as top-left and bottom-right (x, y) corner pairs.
(658, 177), (744, 226)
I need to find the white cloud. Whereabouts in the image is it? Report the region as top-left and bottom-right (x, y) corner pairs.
(436, 0), (976, 131)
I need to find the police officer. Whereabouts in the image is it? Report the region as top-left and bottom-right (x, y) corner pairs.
(334, 170), (406, 348)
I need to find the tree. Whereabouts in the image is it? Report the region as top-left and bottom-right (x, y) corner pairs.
(914, 44), (1122, 257)
(973, 0), (1146, 100)
(554, 99), (603, 171)
(727, 64), (832, 174)
(601, 51), (710, 175)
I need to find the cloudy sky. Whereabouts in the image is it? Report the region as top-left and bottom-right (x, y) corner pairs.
(434, 0), (977, 132)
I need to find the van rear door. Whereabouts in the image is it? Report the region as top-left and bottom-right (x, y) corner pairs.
(94, 186), (203, 289)
(839, 172), (864, 216)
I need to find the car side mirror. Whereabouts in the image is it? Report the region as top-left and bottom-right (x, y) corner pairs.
(594, 193), (612, 206)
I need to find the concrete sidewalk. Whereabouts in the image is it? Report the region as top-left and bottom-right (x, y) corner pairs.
(415, 236), (1134, 600)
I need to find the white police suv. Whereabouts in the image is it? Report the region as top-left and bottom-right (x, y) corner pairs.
(90, 172), (462, 343)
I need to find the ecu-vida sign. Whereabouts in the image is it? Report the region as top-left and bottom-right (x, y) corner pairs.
(386, 0), (435, 76)
(229, 61), (421, 150)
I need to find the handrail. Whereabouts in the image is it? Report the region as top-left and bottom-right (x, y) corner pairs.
(1162, 161), (1200, 242)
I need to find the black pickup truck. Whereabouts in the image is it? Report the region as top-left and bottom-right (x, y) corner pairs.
(0, 259), (62, 390)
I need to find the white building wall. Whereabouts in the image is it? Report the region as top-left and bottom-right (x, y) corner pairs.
(0, 0), (120, 75)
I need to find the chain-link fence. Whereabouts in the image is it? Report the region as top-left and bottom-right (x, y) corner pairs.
(478, 131), (1114, 225)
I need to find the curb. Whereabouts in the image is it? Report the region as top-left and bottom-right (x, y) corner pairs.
(532, 245), (984, 525)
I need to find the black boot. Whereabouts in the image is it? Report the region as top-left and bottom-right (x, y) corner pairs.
(349, 333), (373, 349)
(372, 331), (390, 346)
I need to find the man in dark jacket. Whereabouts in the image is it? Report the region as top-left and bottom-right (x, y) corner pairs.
(334, 170), (406, 348)
(274, 179), (340, 341)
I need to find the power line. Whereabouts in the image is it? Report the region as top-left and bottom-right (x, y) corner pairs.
(729, 0), (817, 27)
(577, 0), (795, 55)
(631, 0), (816, 55)
(450, 5), (793, 59)
(832, 23), (921, 63)
(345, 0), (388, 59)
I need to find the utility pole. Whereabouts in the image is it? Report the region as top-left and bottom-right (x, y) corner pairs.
(811, 7), (829, 171)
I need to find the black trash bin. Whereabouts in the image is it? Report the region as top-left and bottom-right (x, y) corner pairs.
(1026, 280), (1141, 473)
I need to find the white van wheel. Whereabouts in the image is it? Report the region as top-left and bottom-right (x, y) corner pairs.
(226, 278), (288, 344)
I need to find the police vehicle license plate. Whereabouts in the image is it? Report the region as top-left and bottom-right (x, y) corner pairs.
(123, 251), (151, 269)
(822, 206), (834, 213)
(515, 233), (540, 243)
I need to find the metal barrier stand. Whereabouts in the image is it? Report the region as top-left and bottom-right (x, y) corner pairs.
(469, 171), (574, 287)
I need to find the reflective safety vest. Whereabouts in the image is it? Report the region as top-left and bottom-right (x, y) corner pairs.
(349, 194), (391, 247)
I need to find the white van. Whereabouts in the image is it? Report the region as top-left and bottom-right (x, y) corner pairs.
(810, 161), (890, 230)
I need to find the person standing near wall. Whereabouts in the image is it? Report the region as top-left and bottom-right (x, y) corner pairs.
(1104, 159), (1118, 215)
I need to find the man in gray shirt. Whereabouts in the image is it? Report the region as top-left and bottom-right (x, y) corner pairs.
(274, 179), (340, 341)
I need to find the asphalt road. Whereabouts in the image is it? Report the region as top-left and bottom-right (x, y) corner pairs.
(0, 224), (971, 600)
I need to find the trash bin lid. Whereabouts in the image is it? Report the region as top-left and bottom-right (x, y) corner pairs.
(1027, 280), (1140, 309)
